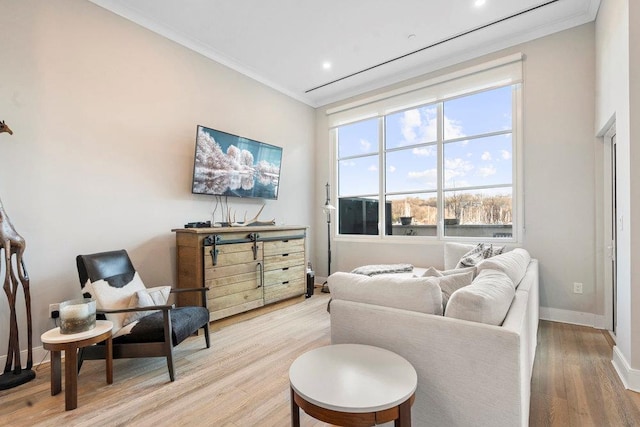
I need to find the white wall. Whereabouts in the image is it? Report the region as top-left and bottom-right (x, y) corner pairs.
(315, 24), (599, 322)
(595, 0), (632, 369)
(0, 0), (315, 361)
(629, 0), (640, 370)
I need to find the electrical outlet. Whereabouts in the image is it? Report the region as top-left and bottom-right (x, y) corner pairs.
(49, 303), (60, 318)
(573, 282), (583, 294)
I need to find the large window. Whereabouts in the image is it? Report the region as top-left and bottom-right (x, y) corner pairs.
(335, 84), (518, 240)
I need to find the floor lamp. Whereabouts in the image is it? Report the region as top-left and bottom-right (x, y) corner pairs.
(321, 182), (335, 293)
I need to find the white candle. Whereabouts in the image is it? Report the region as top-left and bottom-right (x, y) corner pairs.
(60, 303), (90, 320)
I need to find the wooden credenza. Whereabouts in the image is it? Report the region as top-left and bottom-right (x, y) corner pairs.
(173, 226), (307, 322)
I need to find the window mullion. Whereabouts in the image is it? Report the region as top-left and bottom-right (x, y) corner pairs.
(437, 102), (444, 239)
(379, 116), (385, 239)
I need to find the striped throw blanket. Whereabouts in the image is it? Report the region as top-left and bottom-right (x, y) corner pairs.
(350, 263), (414, 276)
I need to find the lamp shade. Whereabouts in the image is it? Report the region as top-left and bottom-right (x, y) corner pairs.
(322, 204), (336, 214)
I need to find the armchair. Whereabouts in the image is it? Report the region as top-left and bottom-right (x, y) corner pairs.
(76, 249), (210, 381)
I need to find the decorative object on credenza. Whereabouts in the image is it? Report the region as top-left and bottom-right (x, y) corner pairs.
(0, 120), (13, 135)
(210, 196), (276, 227)
(0, 121), (36, 390)
(184, 221), (212, 229)
(228, 204), (275, 227)
(321, 182), (336, 293)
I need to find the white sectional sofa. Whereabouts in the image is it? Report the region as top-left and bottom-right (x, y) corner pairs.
(328, 244), (539, 427)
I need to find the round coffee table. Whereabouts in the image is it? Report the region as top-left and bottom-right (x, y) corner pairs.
(41, 320), (113, 410)
(289, 344), (417, 426)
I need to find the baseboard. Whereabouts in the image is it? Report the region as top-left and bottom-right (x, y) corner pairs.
(0, 346), (50, 370)
(612, 345), (640, 392)
(539, 306), (607, 329)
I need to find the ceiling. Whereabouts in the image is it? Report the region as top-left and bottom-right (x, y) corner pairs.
(89, 0), (601, 107)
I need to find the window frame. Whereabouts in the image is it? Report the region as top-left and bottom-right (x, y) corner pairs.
(332, 82), (523, 244)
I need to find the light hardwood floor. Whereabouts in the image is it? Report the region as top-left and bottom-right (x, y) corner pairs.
(1, 292), (639, 426)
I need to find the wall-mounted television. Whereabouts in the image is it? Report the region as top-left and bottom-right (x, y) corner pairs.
(192, 125), (283, 200)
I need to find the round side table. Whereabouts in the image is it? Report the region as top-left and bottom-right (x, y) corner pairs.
(41, 320), (113, 410)
(289, 344), (417, 427)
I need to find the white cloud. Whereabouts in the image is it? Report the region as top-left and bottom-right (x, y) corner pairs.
(408, 168), (437, 179)
(478, 165), (497, 177)
(388, 165), (396, 173)
(481, 151), (492, 161)
(412, 146), (435, 156)
(368, 164), (378, 172)
(408, 168), (438, 188)
(401, 109), (421, 144)
(443, 116), (465, 140)
(467, 152), (473, 157)
(501, 150), (511, 160)
(360, 138), (372, 152)
(341, 160), (356, 167)
(444, 158), (474, 186)
(398, 107), (438, 147)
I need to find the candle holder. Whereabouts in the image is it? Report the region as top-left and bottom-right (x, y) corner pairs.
(59, 298), (96, 334)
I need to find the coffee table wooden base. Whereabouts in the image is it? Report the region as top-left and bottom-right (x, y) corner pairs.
(291, 387), (415, 427)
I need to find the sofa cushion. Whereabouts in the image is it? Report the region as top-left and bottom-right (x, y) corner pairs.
(444, 269), (516, 326)
(476, 248), (531, 288)
(328, 272), (443, 315)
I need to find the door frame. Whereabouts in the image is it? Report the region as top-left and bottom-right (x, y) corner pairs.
(603, 122), (617, 334)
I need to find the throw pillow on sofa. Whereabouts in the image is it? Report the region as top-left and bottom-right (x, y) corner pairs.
(328, 272), (444, 315)
(444, 269), (516, 326)
(435, 270), (474, 310)
(456, 243), (487, 268)
(444, 242), (506, 270)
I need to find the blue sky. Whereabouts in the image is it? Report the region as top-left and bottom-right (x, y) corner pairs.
(337, 85), (513, 197)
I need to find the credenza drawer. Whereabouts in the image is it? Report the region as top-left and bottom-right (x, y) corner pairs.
(263, 239), (304, 257)
(263, 265), (305, 286)
(263, 252), (305, 271)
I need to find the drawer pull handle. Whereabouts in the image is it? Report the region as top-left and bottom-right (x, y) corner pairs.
(282, 253), (289, 257)
(283, 240), (289, 243)
(283, 267), (289, 271)
(282, 281), (289, 285)
(256, 262), (264, 288)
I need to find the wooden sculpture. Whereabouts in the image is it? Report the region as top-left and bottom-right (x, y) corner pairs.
(0, 120), (12, 135)
(0, 121), (35, 390)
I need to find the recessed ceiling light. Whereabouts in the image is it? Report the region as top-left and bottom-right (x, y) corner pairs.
(475, 0), (486, 6)
(408, 34), (416, 40)
(322, 62), (332, 70)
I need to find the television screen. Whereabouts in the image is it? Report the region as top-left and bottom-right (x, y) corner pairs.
(192, 125), (283, 200)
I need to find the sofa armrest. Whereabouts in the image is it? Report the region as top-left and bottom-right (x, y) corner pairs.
(330, 300), (525, 427)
